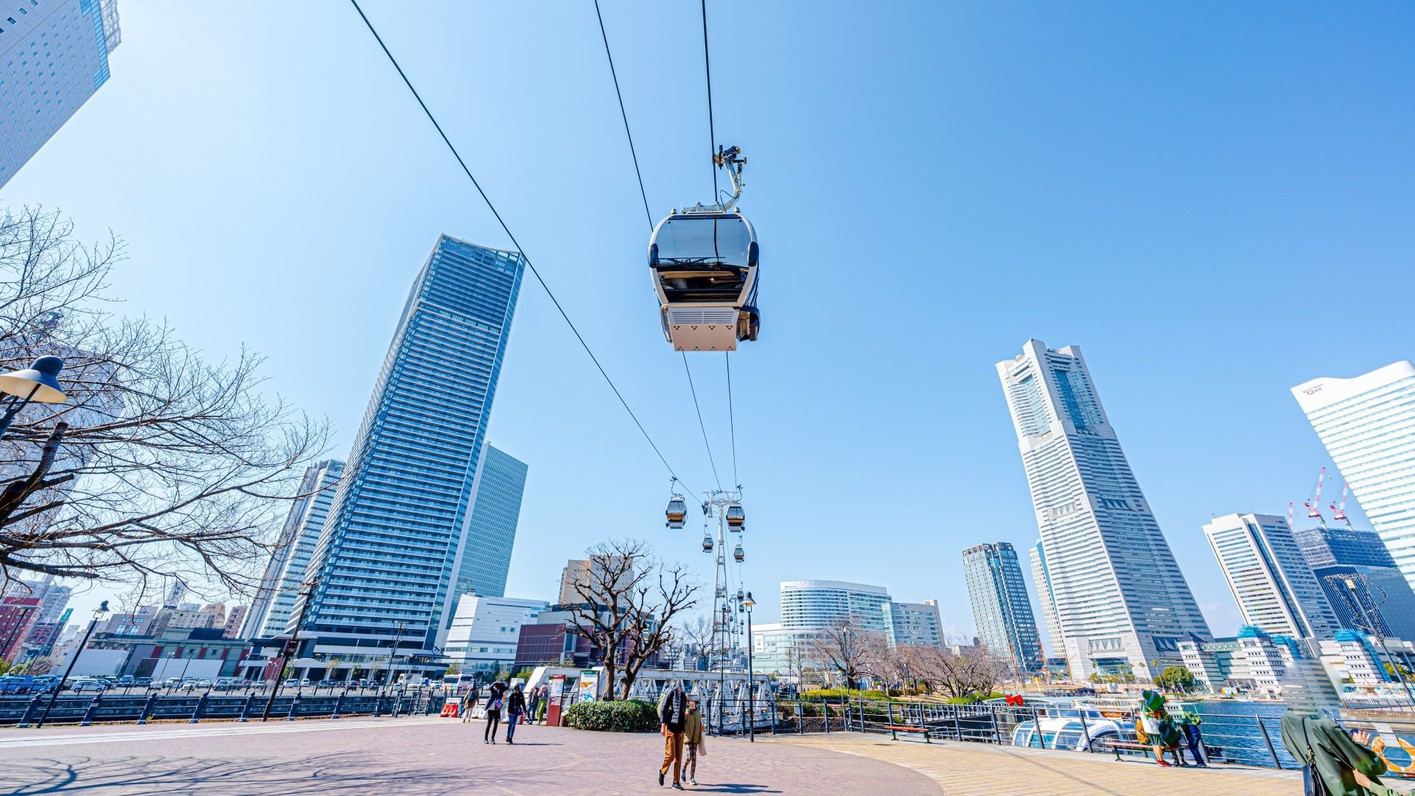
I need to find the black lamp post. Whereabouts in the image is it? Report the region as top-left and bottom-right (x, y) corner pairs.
(0, 356), (67, 439)
(741, 591), (756, 742)
(35, 600), (107, 728)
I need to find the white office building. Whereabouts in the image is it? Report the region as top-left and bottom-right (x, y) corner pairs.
(779, 580), (891, 633)
(1203, 513), (1340, 639)
(1029, 541), (1065, 657)
(1293, 361), (1415, 592)
(0, 0), (121, 187)
(242, 460), (345, 638)
(997, 341), (1210, 679)
(883, 600), (944, 648)
(750, 622), (822, 681)
(443, 593), (547, 675)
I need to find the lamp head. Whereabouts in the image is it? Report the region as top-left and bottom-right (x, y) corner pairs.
(0, 356), (66, 403)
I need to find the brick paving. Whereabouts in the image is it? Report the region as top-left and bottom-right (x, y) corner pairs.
(762, 731), (1415, 795)
(0, 717), (938, 795)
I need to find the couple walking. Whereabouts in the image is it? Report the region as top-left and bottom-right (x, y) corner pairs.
(482, 680), (528, 744)
(658, 683), (705, 789)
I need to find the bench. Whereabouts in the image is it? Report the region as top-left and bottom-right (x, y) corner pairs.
(1107, 741), (1156, 762)
(886, 724), (931, 743)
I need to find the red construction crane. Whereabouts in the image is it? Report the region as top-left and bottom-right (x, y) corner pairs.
(1329, 482), (1352, 529)
(1303, 467), (1329, 529)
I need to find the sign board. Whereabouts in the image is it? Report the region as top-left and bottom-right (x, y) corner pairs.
(577, 670), (600, 704)
(546, 674), (568, 727)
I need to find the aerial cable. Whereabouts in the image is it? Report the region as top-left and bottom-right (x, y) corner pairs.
(700, 0), (719, 199)
(725, 351), (738, 486)
(594, 0), (733, 498)
(682, 354), (723, 493)
(347, 0), (692, 494)
(593, 0), (654, 230)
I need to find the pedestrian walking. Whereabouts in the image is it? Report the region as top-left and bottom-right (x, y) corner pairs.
(506, 682), (527, 744)
(1180, 713), (1207, 768)
(469, 681), (486, 723)
(683, 699), (706, 786)
(484, 679), (507, 744)
(658, 682), (689, 789)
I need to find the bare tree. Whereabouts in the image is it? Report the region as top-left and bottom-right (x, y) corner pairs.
(565, 539), (699, 699)
(0, 206), (329, 596)
(912, 643), (1010, 699)
(678, 613), (714, 671)
(808, 617), (875, 691)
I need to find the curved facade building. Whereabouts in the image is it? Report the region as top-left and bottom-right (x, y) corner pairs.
(779, 580), (890, 632)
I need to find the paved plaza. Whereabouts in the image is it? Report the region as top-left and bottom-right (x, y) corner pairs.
(7, 716), (1415, 795)
(1, 717), (936, 795)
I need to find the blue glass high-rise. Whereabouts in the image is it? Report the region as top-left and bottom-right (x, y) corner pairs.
(452, 444), (528, 603)
(299, 236), (524, 658)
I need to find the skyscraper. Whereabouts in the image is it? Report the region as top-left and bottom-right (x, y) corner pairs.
(963, 542), (1044, 673)
(883, 600), (944, 648)
(779, 580), (891, 632)
(1294, 524), (1415, 641)
(1293, 362), (1415, 591)
(241, 459), (344, 639)
(0, 0), (121, 187)
(1203, 513), (1340, 639)
(1028, 541), (1064, 657)
(997, 340), (1210, 679)
(299, 236), (524, 655)
(451, 445), (528, 603)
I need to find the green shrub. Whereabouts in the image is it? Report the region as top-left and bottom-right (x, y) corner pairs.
(798, 687), (890, 701)
(563, 699), (659, 732)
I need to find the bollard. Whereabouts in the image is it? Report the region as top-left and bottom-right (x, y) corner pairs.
(16, 693), (43, 728)
(139, 691), (160, 725)
(81, 694), (103, 726)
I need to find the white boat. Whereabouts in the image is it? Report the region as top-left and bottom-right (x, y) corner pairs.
(1009, 703), (1133, 752)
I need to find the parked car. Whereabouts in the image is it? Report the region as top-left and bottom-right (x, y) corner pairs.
(164, 677), (183, 689)
(135, 677), (153, 688)
(299, 678), (311, 687)
(283, 678), (300, 689)
(71, 679), (108, 693)
(117, 675), (135, 688)
(194, 679), (213, 690)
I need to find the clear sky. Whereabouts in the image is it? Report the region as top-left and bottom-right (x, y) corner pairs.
(6, 1), (1415, 644)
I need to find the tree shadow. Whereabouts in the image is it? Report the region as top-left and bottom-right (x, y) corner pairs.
(9, 751), (574, 795)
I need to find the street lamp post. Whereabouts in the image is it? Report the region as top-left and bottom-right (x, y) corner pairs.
(34, 600), (107, 728)
(262, 578), (317, 721)
(0, 356), (68, 439)
(1331, 574), (1415, 707)
(742, 591), (756, 742)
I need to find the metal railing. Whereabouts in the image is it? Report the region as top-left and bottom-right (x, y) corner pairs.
(0, 686), (451, 727)
(704, 695), (1415, 773)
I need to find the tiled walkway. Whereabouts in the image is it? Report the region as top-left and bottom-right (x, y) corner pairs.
(762, 732), (1311, 795)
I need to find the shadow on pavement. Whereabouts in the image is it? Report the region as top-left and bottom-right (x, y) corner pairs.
(9, 752), (561, 795)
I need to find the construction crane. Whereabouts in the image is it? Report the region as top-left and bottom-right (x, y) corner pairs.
(1303, 466), (1329, 530)
(1329, 482), (1353, 529)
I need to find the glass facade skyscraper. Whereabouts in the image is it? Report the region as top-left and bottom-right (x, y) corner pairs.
(963, 542), (1044, 674)
(997, 340), (1210, 679)
(1294, 524), (1415, 642)
(299, 236), (524, 656)
(1203, 513), (1339, 639)
(0, 0), (121, 187)
(241, 459), (344, 639)
(451, 444), (528, 603)
(1028, 540), (1064, 657)
(1293, 362), (1415, 592)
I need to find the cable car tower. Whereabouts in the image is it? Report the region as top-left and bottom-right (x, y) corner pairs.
(648, 146), (759, 352)
(694, 489), (747, 689)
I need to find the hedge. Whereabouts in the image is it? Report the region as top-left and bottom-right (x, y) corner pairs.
(798, 688), (890, 701)
(563, 699), (660, 732)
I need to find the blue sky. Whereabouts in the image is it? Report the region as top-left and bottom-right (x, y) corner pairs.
(6, 1), (1415, 643)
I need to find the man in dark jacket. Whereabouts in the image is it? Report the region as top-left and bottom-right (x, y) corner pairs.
(658, 683), (689, 789)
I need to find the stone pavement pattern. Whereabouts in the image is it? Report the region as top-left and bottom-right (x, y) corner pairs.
(0, 717), (937, 795)
(763, 732), (1415, 795)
